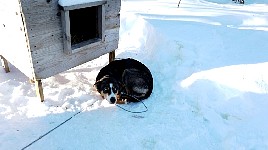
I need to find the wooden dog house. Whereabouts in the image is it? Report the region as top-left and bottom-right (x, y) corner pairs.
(0, 0), (120, 102)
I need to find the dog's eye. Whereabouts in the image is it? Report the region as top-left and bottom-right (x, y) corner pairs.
(103, 87), (110, 93)
(112, 87), (118, 93)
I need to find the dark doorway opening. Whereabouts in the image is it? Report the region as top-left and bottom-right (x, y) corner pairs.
(69, 6), (102, 48)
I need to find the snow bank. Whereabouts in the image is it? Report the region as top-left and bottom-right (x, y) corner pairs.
(204, 0), (268, 4)
(117, 13), (161, 60)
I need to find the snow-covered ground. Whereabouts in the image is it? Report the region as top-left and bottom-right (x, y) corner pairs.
(1, 0), (268, 149)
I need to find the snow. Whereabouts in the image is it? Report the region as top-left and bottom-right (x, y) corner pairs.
(1, 0), (268, 149)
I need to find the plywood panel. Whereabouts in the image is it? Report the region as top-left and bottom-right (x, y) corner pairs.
(18, 0), (120, 79)
(0, 0), (34, 79)
(34, 39), (119, 79)
(30, 33), (119, 79)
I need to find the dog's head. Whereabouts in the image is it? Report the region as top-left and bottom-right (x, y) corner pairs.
(94, 75), (121, 104)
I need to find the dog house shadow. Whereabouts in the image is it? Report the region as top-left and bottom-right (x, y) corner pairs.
(0, 0), (120, 102)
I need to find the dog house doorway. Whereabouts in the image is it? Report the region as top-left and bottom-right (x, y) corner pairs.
(60, 1), (106, 54)
(70, 6), (102, 48)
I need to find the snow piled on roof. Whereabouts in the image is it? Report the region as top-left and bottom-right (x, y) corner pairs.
(58, 0), (104, 7)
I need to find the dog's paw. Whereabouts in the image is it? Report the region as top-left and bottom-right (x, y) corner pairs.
(124, 99), (129, 104)
(116, 99), (128, 104)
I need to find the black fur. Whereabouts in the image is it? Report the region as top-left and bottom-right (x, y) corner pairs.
(232, 0), (244, 4)
(95, 58), (153, 103)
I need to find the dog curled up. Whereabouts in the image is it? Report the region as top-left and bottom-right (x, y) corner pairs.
(94, 58), (153, 104)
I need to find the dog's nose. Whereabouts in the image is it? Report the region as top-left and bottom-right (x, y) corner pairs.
(110, 97), (116, 104)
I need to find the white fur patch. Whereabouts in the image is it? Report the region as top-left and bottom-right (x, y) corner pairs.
(105, 83), (116, 103)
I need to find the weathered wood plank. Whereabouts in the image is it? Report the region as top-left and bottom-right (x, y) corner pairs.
(104, 28), (120, 42)
(30, 27), (119, 64)
(60, 10), (71, 54)
(25, 16), (62, 37)
(33, 39), (119, 79)
(21, 0), (62, 38)
(21, 0), (59, 11)
(106, 16), (120, 29)
(29, 27), (119, 54)
(101, 4), (105, 42)
(29, 31), (63, 51)
(105, 0), (121, 11)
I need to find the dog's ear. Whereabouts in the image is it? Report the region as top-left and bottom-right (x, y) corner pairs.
(94, 80), (101, 88)
(94, 75), (110, 90)
(93, 80), (103, 93)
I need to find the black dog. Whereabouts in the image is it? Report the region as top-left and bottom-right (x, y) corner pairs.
(94, 58), (153, 104)
(232, 0), (244, 4)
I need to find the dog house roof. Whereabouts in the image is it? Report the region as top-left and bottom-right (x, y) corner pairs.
(58, 0), (106, 7)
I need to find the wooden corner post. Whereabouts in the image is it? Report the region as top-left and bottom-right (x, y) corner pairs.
(0, 55), (10, 73)
(109, 50), (115, 62)
(35, 80), (44, 102)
